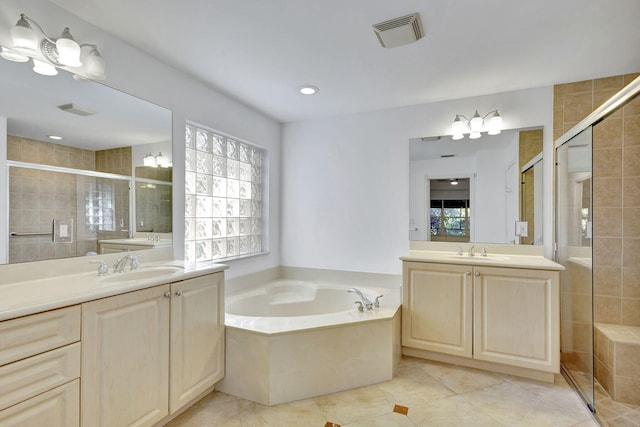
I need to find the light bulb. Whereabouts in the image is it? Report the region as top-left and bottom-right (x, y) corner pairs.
(451, 115), (467, 136)
(32, 58), (58, 76)
(0, 46), (29, 62)
(469, 131), (482, 139)
(10, 15), (38, 52)
(487, 111), (503, 135)
(469, 110), (483, 133)
(84, 47), (106, 79)
(56, 28), (82, 67)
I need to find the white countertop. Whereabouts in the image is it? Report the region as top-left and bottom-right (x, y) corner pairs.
(400, 250), (564, 271)
(98, 237), (173, 247)
(0, 258), (228, 322)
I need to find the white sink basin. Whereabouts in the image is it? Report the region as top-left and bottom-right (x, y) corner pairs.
(100, 266), (184, 283)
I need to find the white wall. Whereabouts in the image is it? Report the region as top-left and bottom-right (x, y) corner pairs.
(0, 0), (281, 279)
(281, 87), (554, 275)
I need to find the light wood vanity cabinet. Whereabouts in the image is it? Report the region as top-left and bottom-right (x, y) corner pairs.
(82, 272), (225, 426)
(0, 306), (81, 426)
(403, 261), (559, 380)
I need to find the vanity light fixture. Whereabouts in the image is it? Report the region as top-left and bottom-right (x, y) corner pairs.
(451, 110), (502, 140)
(47, 135), (63, 140)
(299, 85), (319, 95)
(143, 152), (172, 168)
(0, 13), (106, 80)
(143, 153), (157, 167)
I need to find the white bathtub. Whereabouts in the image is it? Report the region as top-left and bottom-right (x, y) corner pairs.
(218, 279), (401, 406)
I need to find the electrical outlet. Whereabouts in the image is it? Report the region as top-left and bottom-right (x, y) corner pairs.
(515, 221), (528, 237)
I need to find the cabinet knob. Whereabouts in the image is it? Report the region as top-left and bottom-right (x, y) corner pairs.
(164, 291), (172, 298)
(175, 290), (182, 296)
(465, 271), (471, 276)
(475, 271), (480, 276)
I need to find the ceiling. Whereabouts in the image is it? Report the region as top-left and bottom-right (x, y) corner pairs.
(51, 0), (640, 123)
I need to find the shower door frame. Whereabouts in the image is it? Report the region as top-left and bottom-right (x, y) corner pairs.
(554, 75), (640, 415)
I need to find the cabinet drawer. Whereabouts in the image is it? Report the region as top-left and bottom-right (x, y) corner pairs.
(0, 379), (79, 427)
(0, 342), (81, 411)
(0, 306), (81, 366)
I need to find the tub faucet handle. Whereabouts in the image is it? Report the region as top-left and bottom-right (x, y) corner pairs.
(354, 301), (364, 312)
(374, 295), (384, 308)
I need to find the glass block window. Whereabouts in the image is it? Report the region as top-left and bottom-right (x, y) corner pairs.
(86, 180), (115, 231)
(184, 124), (264, 263)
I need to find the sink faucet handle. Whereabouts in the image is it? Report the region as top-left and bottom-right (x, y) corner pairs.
(354, 301), (364, 312)
(456, 246), (463, 255)
(374, 295), (384, 308)
(481, 248), (488, 256)
(129, 254), (144, 270)
(89, 260), (109, 276)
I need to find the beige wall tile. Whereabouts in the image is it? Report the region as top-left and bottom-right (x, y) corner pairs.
(594, 76), (625, 92)
(614, 376), (640, 405)
(622, 238), (640, 268)
(624, 116), (640, 147)
(564, 92), (594, 123)
(594, 295), (622, 324)
(623, 93), (640, 117)
(594, 266), (622, 297)
(623, 146), (640, 177)
(615, 343), (640, 377)
(593, 237), (622, 267)
(593, 118), (623, 149)
(623, 207), (640, 238)
(621, 298), (640, 326)
(623, 268), (640, 298)
(593, 207), (622, 238)
(593, 148), (622, 178)
(595, 177), (623, 207)
(623, 177), (640, 207)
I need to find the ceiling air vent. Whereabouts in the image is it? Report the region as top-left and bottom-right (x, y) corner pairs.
(372, 13), (424, 48)
(57, 103), (94, 117)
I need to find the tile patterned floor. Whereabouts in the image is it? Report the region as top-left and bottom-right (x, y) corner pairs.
(566, 369), (640, 427)
(166, 356), (601, 427)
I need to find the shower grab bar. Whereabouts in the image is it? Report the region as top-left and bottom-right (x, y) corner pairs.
(9, 231), (52, 237)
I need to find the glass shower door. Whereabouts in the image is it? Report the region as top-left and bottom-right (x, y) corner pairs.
(556, 126), (594, 411)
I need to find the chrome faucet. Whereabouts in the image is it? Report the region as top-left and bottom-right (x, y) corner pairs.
(113, 254), (139, 273)
(348, 287), (374, 310)
(469, 245), (475, 257)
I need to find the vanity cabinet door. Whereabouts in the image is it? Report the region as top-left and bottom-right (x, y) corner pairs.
(473, 266), (559, 372)
(81, 285), (171, 427)
(402, 262), (473, 358)
(169, 273), (225, 413)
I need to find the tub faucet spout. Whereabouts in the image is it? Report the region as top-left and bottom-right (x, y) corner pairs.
(348, 287), (374, 310)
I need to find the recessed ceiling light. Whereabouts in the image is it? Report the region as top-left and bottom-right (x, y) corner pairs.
(299, 85), (319, 95)
(47, 135), (63, 140)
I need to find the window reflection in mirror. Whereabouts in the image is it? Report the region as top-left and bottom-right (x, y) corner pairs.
(429, 178), (470, 242)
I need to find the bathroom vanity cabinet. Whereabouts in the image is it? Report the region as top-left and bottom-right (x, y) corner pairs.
(0, 263), (225, 427)
(402, 259), (560, 381)
(0, 307), (81, 426)
(82, 273), (225, 426)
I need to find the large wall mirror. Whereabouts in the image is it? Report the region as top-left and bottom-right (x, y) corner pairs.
(0, 57), (173, 264)
(410, 128), (543, 245)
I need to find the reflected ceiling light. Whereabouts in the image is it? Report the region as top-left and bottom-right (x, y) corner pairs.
(143, 153), (157, 167)
(451, 110), (503, 140)
(0, 13), (106, 80)
(299, 85), (319, 95)
(155, 152), (171, 168)
(144, 152), (172, 168)
(449, 179), (459, 186)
